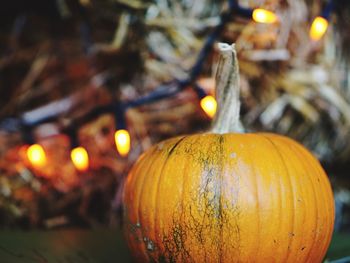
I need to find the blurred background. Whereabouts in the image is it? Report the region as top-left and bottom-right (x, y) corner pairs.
(0, 0), (349, 259)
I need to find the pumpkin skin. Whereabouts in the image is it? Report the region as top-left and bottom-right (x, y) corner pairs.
(123, 133), (334, 263)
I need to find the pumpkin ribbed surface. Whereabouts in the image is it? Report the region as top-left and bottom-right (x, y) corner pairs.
(123, 133), (334, 263)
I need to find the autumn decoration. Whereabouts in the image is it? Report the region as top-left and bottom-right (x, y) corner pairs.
(123, 43), (335, 263)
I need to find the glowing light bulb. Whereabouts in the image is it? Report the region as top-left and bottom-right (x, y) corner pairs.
(27, 144), (47, 168)
(71, 146), (89, 172)
(114, 129), (130, 156)
(252, 8), (277, 24)
(200, 95), (217, 118)
(309, 16), (328, 41)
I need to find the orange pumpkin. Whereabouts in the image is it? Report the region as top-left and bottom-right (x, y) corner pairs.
(123, 44), (334, 263)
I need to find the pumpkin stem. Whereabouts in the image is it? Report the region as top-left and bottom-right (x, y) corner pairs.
(211, 43), (243, 134)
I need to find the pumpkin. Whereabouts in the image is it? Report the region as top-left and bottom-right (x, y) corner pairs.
(123, 43), (335, 263)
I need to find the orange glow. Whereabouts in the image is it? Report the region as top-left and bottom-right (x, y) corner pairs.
(114, 129), (130, 156)
(309, 16), (328, 41)
(71, 146), (89, 172)
(200, 95), (217, 118)
(252, 8), (277, 24)
(19, 145), (29, 160)
(27, 144), (47, 168)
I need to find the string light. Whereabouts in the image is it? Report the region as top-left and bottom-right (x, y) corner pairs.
(200, 95), (217, 118)
(27, 144), (47, 168)
(309, 16), (328, 41)
(114, 129), (130, 157)
(252, 8), (277, 24)
(71, 146), (89, 172)
(67, 127), (89, 172)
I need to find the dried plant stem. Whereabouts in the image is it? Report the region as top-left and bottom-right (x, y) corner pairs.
(211, 43), (242, 134)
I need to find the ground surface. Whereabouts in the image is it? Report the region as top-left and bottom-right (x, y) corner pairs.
(0, 228), (348, 262)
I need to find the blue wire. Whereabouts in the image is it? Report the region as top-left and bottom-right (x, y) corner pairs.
(322, 0), (334, 19)
(126, 81), (181, 109)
